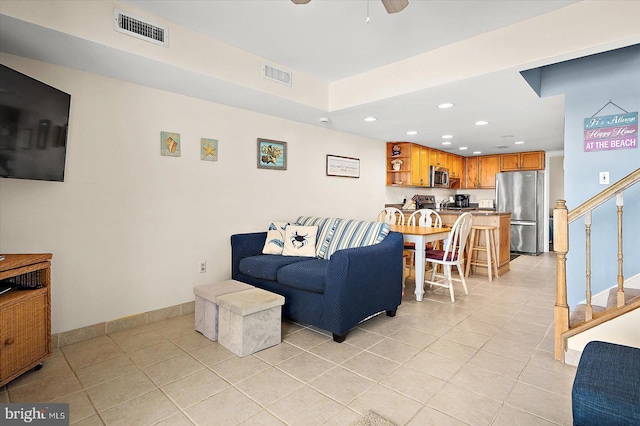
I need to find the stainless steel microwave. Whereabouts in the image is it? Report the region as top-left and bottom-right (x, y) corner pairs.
(430, 166), (450, 188)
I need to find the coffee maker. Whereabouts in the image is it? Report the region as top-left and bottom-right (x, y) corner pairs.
(454, 194), (470, 208)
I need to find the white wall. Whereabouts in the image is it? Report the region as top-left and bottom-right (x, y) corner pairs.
(0, 54), (387, 333)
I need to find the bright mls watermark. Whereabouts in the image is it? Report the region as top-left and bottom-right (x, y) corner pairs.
(1, 404), (69, 425)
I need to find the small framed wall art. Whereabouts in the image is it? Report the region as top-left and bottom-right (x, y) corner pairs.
(201, 138), (218, 161)
(326, 154), (360, 178)
(257, 138), (287, 170)
(161, 131), (181, 157)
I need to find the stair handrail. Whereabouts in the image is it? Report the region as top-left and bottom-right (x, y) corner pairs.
(554, 167), (640, 361)
(568, 168), (640, 223)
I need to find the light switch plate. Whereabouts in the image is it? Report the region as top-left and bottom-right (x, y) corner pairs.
(599, 172), (609, 185)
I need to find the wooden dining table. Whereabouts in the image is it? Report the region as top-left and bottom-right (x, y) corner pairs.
(389, 225), (452, 302)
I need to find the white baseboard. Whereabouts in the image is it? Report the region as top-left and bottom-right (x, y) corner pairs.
(564, 348), (582, 367)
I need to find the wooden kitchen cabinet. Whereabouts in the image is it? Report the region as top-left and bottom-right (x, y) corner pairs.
(449, 155), (464, 179)
(386, 142), (411, 186)
(386, 142), (464, 187)
(464, 157), (479, 188)
(500, 151), (545, 171)
(463, 151), (544, 189)
(411, 144), (430, 186)
(479, 155), (500, 188)
(429, 149), (446, 168)
(463, 155), (500, 189)
(386, 142), (431, 187)
(0, 254), (52, 387)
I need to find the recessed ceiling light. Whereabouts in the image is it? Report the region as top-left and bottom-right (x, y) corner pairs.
(475, 120), (489, 126)
(364, 117), (377, 122)
(406, 131), (418, 135)
(442, 134), (453, 139)
(473, 151), (482, 154)
(437, 103), (455, 109)
(442, 141), (452, 146)
(514, 140), (525, 145)
(459, 147), (468, 150)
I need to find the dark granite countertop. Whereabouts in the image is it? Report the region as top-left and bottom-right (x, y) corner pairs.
(434, 209), (511, 217)
(385, 204), (510, 216)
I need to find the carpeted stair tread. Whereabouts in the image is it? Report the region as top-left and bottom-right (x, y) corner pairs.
(570, 304), (606, 327)
(606, 287), (640, 309)
(570, 288), (640, 327)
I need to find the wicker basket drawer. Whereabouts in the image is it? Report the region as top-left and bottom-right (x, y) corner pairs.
(1, 288), (50, 385)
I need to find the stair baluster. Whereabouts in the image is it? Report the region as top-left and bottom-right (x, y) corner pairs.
(585, 211), (592, 321)
(616, 193), (624, 307)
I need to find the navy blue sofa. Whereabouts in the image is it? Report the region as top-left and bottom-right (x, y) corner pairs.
(231, 231), (404, 342)
(572, 340), (640, 426)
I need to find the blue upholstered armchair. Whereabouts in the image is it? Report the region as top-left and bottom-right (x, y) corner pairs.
(572, 340), (640, 426)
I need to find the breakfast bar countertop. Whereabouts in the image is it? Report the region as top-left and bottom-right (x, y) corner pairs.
(433, 209), (510, 216)
(385, 205), (511, 217)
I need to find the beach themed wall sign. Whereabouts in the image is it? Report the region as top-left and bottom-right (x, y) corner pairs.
(584, 101), (637, 152)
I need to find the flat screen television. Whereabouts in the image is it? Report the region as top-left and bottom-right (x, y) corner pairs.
(0, 64), (71, 182)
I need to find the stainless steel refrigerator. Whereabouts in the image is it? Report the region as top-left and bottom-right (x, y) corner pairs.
(495, 170), (544, 255)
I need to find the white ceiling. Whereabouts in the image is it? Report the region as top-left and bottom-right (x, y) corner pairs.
(5, 0), (637, 156)
(122, 0), (578, 82)
(120, 0), (577, 155)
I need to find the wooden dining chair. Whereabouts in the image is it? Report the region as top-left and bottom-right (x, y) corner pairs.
(407, 209), (442, 228)
(376, 207), (405, 225)
(405, 209), (443, 278)
(423, 212), (473, 303)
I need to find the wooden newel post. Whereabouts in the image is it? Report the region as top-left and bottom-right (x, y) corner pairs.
(554, 200), (570, 362)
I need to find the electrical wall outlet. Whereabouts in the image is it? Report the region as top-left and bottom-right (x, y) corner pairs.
(199, 261), (206, 273)
(599, 171), (609, 185)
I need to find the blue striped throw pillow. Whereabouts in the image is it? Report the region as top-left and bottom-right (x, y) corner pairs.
(321, 219), (390, 260)
(295, 216), (338, 257)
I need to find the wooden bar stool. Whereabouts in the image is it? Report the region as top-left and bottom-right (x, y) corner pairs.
(465, 225), (499, 281)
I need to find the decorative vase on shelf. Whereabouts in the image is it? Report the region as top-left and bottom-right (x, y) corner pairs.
(391, 159), (403, 171)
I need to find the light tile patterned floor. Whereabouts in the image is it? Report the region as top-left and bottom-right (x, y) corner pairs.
(1, 253), (576, 425)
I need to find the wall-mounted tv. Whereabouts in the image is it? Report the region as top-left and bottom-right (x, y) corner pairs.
(0, 64), (71, 182)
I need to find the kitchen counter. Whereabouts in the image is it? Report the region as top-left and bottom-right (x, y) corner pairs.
(437, 208), (510, 216)
(386, 206), (510, 217)
(440, 210), (511, 276)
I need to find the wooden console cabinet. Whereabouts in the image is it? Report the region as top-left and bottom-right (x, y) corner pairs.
(0, 254), (52, 386)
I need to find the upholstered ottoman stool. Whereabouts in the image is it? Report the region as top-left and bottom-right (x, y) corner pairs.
(193, 280), (254, 341)
(217, 288), (285, 357)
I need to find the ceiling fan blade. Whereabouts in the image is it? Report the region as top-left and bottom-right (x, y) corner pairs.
(291, 0), (311, 4)
(381, 0), (409, 14)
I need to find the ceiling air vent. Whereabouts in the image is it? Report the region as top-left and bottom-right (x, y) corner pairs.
(494, 145), (510, 149)
(114, 8), (169, 47)
(263, 63), (292, 87)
